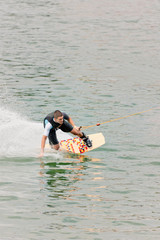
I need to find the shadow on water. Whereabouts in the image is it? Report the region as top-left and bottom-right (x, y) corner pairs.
(39, 153), (101, 200)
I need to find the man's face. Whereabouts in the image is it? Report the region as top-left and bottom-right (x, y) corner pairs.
(55, 116), (63, 125)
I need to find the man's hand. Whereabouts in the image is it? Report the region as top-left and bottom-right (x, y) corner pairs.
(74, 125), (81, 131)
(39, 135), (47, 158)
(38, 152), (44, 158)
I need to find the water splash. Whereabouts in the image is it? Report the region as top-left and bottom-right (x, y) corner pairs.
(0, 106), (42, 158)
(0, 107), (73, 158)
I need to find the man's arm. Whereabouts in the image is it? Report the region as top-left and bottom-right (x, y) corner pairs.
(68, 117), (75, 126)
(68, 117), (80, 131)
(39, 122), (52, 157)
(39, 135), (47, 157)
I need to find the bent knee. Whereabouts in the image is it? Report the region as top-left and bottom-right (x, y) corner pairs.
(52, 144), (60, 150)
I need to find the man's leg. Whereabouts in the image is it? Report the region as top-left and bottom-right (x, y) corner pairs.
(60, 121), (92, 148)
(71, 128), (83, 137)
(71, 128), (92, 148)
(48, 129), (60, 150)
(51, 143), (60, 150)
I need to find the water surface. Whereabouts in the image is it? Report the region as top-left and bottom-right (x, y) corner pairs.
(0, 0), (160, 239)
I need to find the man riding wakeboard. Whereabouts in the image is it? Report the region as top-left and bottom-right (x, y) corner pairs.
(39, 110), (92, 157)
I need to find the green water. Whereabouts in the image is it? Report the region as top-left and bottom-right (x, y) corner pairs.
(0, 0), (160, 239)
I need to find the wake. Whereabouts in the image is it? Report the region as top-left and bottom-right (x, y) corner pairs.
(0, 107), (43, 158)
(0, 107), (73, 158)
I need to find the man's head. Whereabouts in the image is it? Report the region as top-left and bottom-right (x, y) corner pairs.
(54, 110), (63, 124)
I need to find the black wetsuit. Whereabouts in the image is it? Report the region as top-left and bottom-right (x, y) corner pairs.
(43, 112), (73, 145)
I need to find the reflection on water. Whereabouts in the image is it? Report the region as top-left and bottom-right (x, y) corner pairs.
(38, 153), (110, 237)
(39, 153), (101, 201)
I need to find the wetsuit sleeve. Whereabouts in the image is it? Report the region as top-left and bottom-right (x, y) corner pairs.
(43, 122), (52, 137)
(62, 112), (69, 121)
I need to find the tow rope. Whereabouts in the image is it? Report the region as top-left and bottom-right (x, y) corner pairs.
(81, 107), (158, 130)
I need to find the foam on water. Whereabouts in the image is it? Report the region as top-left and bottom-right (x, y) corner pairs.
(0, 107), (71, 158)
(0, 106), (42, 157)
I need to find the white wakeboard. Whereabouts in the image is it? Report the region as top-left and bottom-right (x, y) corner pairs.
(46, 130), (105, 154)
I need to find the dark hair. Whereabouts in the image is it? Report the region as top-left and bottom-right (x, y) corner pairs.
(53, 110), (63, 119)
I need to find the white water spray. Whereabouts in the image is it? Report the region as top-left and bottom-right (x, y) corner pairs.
(0, 107), (43, 157)
(0, 107), (72, 158)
